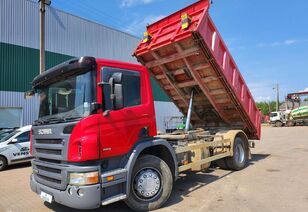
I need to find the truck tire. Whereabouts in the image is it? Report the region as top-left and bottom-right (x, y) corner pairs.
(216, 137), (247, 171)
(0, 156), (7, 171)
(275, 121), (283, 127)
(287, 121), (295, 127)
(125, 155), (173, 211)
(215, 158), (228, 169)
(226, 137), (247, 170)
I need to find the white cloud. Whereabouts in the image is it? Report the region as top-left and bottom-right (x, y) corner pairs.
(284, 39), (297, 45)
(247, 81), (276, 102)
(257, 39), (298, 48)
(120, 0), (156, 8)
(255, 96), (271, 102)
(123, 14), (165, 36)
(257, 43), (265, 48)
(299, 88), (308, 92)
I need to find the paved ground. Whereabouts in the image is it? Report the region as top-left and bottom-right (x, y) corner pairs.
(1, 126), (308, 212)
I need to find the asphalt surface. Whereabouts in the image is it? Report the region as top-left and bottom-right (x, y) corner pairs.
(0, 126), (308, 212)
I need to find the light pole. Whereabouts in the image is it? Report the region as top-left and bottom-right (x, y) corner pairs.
(39, 0), (51, 74)
(273, 84), (279, 111)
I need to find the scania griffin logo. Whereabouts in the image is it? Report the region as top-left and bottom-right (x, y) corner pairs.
(38, 129), (53, 135)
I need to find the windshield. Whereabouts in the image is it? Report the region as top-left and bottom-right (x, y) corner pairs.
(37, 70), (96, 122)
(270, 112), (278, 117)
(0, 130), (18, 143)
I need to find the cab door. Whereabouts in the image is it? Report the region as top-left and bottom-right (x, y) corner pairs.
(9, 131), (31, 163)
(98, 66), (152, 158)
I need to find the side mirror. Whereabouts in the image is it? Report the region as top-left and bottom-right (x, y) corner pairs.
(10, 138), (18, 144)
(114, 83), (123, 110)
(110, 73), (124, 110)
(24, 89), (35, 99)
(98, 72), (124, 112)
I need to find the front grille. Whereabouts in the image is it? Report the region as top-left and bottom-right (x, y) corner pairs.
(33, 159), (67, 190)
(36, 148), (62, 155)
(33, 136), (68, 190)
(38, 158), (61, 164)
(36, 165), (61, 174)
(36, 139), (62, 145)
(33, 138), (65, 161)
(37, 174), (62, 184)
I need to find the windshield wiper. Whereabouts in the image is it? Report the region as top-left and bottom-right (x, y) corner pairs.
(34, 117), (64, 125)
(63, 115), (82, 122)
(34, 119), (45, 125)
(34, 113), (83, 126)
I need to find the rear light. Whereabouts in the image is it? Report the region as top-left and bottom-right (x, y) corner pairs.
(30, 128), (33, 155)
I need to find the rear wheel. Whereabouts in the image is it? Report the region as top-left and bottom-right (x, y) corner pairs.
(217, 137), (248, 171)
(125, 155), (173, 211)
(0, 156), (7, 171)
(287, 121), (295, 127)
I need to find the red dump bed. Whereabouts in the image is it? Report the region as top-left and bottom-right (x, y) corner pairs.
(134, 0), (261, 140)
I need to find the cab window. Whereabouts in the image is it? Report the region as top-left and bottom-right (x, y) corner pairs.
(101, 67), (141, 111)
(15, 131), (30, 143)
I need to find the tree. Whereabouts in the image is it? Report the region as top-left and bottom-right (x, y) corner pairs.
(256, 101), (277, 115)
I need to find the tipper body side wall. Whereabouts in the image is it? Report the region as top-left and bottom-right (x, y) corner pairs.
(134, 0), (261, 140)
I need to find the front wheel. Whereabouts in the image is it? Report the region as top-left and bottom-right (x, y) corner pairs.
(275, 121), (283, 127)
(125, 155), (173, 211)
(0, 156), (7, 171)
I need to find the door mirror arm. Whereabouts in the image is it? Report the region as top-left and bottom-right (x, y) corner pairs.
(90, 102), (102, 114)
(9, 138), (18, 144)
(103, 110), (111, 117)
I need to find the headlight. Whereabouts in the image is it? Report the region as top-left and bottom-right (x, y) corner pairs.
(69, 171), (99, 186)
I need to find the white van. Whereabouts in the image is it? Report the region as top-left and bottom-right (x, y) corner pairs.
(0, 125), (32, 171)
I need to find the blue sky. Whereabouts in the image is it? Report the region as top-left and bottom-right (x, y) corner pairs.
(50, 0), (308, 102)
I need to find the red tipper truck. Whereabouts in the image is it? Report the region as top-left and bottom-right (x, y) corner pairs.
(28, 1), (261, 211)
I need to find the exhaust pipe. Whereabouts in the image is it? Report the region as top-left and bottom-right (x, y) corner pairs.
(185, 90), (194, 132)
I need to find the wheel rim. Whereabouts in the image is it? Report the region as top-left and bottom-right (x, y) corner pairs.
(234, 143), (245, 164)
(133, 168), (162, 201)
(0, 160), (3, 168)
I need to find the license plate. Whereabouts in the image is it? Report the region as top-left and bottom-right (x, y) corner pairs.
(40, 191), (53, 203)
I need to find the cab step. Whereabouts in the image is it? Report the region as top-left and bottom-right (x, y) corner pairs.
(101, 193), (127, 206)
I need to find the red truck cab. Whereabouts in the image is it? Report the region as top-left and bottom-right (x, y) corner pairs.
(30, 57), (176, 210)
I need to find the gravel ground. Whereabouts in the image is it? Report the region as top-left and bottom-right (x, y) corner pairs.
(0, 126), (308, 212)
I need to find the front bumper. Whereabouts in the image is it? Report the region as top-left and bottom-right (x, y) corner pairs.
(30, 174), (101, 209)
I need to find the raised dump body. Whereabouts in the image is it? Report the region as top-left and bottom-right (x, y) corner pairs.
(134, 0), (261, 140)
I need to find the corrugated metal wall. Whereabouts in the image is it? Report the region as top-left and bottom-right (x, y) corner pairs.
(0, 42), (74, 92)
(0, 91), (39, 126)
(0, 0), (139, 62)
(0, 0), (181, 130)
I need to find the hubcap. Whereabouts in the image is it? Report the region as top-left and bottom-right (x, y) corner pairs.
(0, 160), (3, 168)
(234, 144), (245, 164)
(134, 168), (161, 199)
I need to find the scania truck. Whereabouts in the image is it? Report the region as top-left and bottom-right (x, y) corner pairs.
(28, 1), (261, 211)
